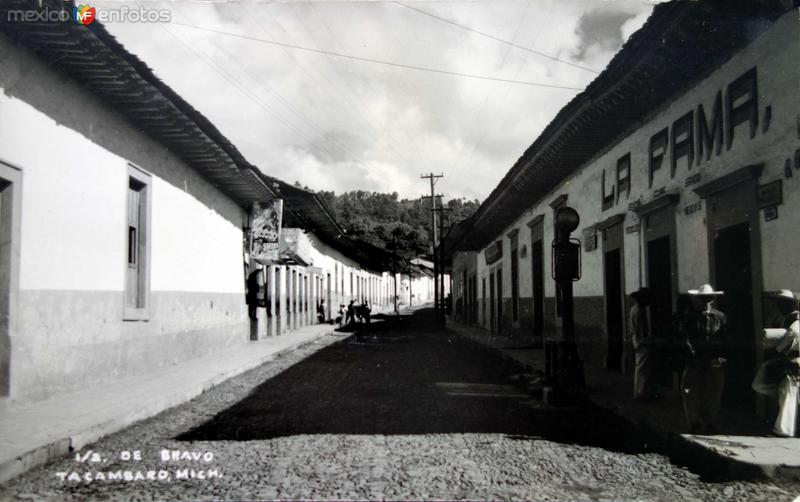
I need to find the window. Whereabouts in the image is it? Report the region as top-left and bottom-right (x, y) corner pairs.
(124, 165), (151, 320)
(0, 161), (22, 396)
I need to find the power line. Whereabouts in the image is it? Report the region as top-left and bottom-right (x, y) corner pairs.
(461, 0), (554, 172)
(239, 3), (377, 160)
(171, 3), (362, 163)
(306, 2), (427, 168)
(285, 3), (416, 167)
(394, 1), (600, 75)
(169, 21), (585, 90)
(159, 24), (343, 162)
(460, 0), (533, 174)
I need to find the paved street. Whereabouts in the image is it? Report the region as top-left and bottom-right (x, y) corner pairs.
(2, 309), (799, 501)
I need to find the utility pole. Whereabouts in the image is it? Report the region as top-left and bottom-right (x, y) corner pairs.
(434, 203), (452, 328)
(390, 232), (400, 315)
(420, 173), (443, 317)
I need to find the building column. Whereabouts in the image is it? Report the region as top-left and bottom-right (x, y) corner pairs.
(267, 265), (276, 337)
(258, 269), (268, 339)
(298, 270), (304, 328)
(292, 267), (300, 330)
(303, 272), (309, 326)
(295, 269), (300, 330)
(312, 273), (318, 323)
(277, 265), (287, 335)
(297, 269), (303, 329)
(286, 266), (294, 331)
(306, 273), (312, 325)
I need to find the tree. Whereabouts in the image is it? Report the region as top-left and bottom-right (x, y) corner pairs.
(310, 190), (477, 260)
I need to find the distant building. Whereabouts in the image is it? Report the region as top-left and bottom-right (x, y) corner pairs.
(445, 1), (799, 415)
(0, 3), (394, 405)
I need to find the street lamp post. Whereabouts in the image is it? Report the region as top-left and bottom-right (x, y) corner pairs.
(551, 206), (586, 399)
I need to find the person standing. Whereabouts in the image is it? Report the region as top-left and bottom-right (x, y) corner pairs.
(680, 284), (727, 434)
(629, 287), (658, 401)
(752, 289), (799, 437)
(246, 264), (265, 320)
(317, 299), (327, 324)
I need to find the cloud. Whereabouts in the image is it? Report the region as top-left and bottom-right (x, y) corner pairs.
(100, 0), (654, 202)
(572, 7), (637, 62)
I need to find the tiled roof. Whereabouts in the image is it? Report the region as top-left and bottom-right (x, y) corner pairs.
(451, 0), (790, 251)
(0, 0), (277, 206)
(0, 0), (395, 271)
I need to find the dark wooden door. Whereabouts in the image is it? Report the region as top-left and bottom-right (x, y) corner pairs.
(714, 222), (755, 409)
(604, 249), (623, 371)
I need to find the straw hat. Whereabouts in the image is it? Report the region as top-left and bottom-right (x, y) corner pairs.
(765, 289), (797, 302)
(688, 284), (724, 296)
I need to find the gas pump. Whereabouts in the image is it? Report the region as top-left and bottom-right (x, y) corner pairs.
(546, 207), (586, 400)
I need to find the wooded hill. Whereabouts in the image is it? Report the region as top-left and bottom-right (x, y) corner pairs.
(300, 185), (479, 260)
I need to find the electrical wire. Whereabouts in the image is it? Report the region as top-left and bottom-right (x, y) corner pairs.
(303, 2), (425, 168)
(394, 1), (600, 74)
(158, 24), (343, 162)
(285, 3), (416, 167)
(171, 3), (362, 162)
(169, 20), (585, 90)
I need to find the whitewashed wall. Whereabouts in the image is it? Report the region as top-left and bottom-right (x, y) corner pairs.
(0, 37), (249, 403)
(474, 11), (800, 306)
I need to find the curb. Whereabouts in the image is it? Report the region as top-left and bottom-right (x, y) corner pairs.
(445, 324), (797, 481)
(0, 328), (333, 485)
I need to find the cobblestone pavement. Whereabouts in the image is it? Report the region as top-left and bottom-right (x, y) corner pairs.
(2, 311), (800, 502)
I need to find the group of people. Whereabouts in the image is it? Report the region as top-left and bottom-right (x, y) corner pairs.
(331, 299), (372, 327)
(629, 284), (799, 436)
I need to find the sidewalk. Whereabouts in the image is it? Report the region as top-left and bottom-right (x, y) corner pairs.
(447, 318), (800, 480)
(0, 321), (337, 484)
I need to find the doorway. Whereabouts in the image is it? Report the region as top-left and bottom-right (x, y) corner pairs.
(698, 166), (763, 414)
(604, 248), (624, 371)
(326, 273), (332, 320)
(532, 239), (545, 341)
(482, 277), (486, 328)
(714, 222), (755, 410)
(496, 268), (503, 334)
(647, 236), (674, 384)
(489, 272), (495, 333)
(602, 221), (625, 372)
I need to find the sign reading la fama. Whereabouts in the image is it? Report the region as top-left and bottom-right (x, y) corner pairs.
(601, 66), (764, 208)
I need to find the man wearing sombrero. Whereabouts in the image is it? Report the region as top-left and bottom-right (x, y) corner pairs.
(752, 289), (799, 437)
(680, 284), (728, 434)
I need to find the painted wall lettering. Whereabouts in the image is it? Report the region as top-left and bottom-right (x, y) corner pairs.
(697, 90), (723, 163)
(602, 169), (615, 210)
(685, 173), (702, 187)
(616, 153), (631, 202)
(648, 128), (668, 188)
(599, 67), (762, 207)
(726, 67), (758, 150)
(684, 200), (703, 215)
(671, 110), (694, 175)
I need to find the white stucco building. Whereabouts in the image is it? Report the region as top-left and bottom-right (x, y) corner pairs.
(446, 2), (799, 417)
(0, 5), (395, 406)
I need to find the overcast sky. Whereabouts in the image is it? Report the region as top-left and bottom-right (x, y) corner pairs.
(101, 0), (655, 201)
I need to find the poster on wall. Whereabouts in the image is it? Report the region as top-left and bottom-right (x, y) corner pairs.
(249, 199), (283, 263)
